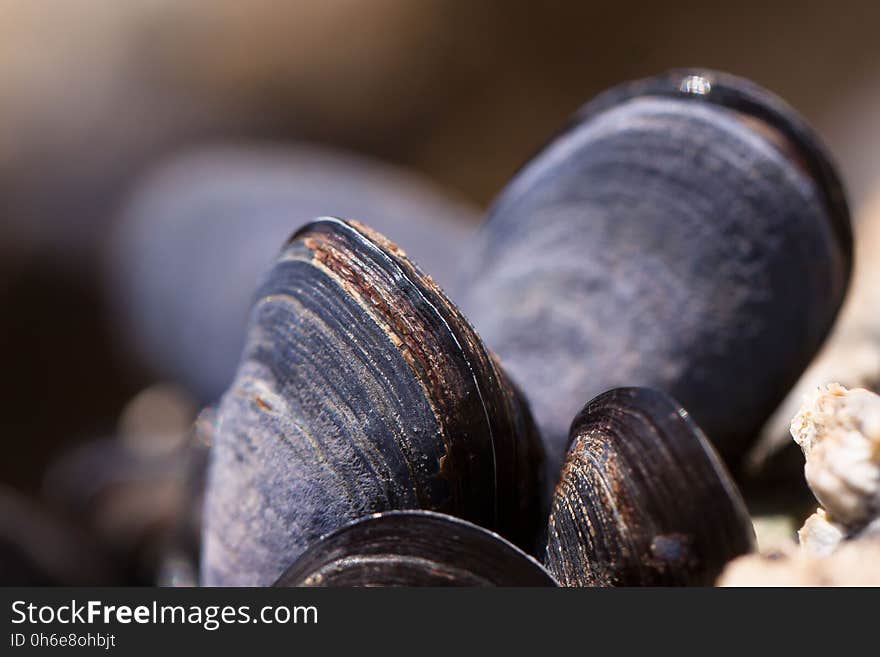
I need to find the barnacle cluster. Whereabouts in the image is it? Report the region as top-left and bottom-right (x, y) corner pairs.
(719, 384), (880, 585)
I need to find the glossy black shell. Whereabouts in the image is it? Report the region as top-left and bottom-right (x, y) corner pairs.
(201, 218), (544, 586)
(275, 511), (556, 587)
(458, 69), (852, 480)
(544, 387), (755, 586)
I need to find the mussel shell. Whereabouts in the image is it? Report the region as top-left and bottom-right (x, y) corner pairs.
(275, 511), (556, 587)
(544, 387), (755, 586)
(459, 69), (851, 479)
(202, 218), (544, 586)
(111, 144), (477, 402)
(573, 69), (851, 262)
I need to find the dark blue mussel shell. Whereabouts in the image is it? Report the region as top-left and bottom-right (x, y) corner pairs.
(458, 70), (852, 482)
(202, 218), (544, 586)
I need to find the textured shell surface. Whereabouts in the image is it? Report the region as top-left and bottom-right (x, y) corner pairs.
(275, 510), (556, 587)
(201, 218), (544, 586)
(544, 387), (755, 586)
(458, 70), (851, 481)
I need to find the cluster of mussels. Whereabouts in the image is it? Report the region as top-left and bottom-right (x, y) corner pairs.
(0, 63), (862, 588)
(189, 69), (852, 587)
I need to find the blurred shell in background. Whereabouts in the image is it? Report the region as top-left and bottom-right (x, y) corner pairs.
(6, 0), (880, 260)
(110, 144), (477, 402)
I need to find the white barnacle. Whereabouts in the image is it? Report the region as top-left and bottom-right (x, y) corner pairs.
(790, 383), (880, 529)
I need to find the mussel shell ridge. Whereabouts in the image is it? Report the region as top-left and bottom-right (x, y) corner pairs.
(574, 69), (851, 262)
(275, 511), (557, 587)
(202, 218), (544, 585)
(544, 388), (755, 586)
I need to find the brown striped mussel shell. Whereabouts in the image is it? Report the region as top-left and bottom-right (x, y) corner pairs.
(201, 217), (544, 586)
(544, 387), (755, 586)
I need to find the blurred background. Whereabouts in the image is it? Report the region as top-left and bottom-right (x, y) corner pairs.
(3, 0), (880, 583)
